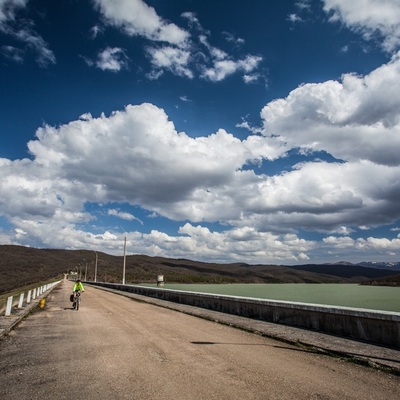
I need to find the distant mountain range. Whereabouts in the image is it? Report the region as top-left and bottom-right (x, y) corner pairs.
(337, 261), (400, 271)
(0, 245), (399, 294)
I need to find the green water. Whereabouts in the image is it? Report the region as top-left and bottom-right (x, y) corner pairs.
(141, 283), (400, 312)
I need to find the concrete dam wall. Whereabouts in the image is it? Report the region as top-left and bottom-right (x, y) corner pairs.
(89, 282), (400, 349)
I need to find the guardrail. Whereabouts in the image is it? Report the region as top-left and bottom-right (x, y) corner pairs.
(3, 280), (62, 316)
(90, 282), (400, 349)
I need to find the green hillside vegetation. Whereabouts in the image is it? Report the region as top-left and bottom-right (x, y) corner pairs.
(361, 274), (400, 287)
(1, 245), (398, 295)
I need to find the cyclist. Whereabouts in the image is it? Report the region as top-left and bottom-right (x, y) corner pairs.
(72, 279), (85, 309)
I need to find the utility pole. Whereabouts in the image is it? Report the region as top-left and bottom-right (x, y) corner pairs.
(122, 236), (126, 285)
(93, 250), (98, 282)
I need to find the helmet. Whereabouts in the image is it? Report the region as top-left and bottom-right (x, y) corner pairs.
(77, 279), (81, 282)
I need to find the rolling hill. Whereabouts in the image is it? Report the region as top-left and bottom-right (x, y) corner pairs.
(0, 244), (398, 293)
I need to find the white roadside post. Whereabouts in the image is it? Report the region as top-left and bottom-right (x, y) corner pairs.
(5, 296), (13, 316)
(32, 288), (37, 300)
(18, 293), (25, 309)
(27, 290), (32, 304)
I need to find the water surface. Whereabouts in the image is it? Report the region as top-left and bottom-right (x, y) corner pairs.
(141, 283), (400, 312)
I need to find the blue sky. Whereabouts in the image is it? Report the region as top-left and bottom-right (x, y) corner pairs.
(1, 0), (400, 265)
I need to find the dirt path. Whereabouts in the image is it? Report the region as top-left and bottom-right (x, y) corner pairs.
(0, 280), (398, 400)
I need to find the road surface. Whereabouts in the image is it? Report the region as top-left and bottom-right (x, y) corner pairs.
(0, 280), (399, 400)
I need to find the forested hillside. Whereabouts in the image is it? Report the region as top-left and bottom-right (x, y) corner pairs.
(1, 245), (398, 293)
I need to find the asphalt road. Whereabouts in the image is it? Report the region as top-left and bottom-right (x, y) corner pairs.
(0, 280), (399, 400)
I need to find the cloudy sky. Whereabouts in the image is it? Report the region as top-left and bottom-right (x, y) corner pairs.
(1, 0), (400, 265)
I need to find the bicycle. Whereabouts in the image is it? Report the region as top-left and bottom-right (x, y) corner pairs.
(73, 291), (81, 311)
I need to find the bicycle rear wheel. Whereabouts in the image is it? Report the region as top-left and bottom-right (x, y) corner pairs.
(76, 296), (80, 311)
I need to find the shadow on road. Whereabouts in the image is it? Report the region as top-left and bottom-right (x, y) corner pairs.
(191, 341), (325, 355)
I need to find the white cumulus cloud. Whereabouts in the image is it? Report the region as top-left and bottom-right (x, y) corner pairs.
(95, 47), (129, 71)
(260, 52), (400, 166)
(323, 0), (400, 53)
(93, 0), (189, 45)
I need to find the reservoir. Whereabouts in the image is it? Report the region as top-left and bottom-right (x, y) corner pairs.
(142, 283), (400, 312)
